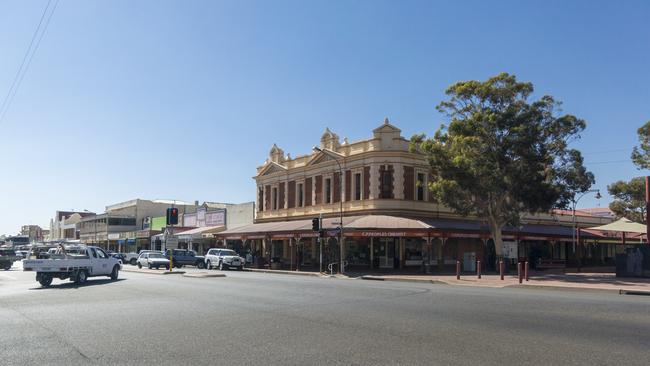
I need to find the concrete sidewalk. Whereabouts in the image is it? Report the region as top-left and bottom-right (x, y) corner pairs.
(360, 272), (650, 294)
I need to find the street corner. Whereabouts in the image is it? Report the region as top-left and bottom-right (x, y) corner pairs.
(120, 266), (184, 275)
(182, 272), (226, 278)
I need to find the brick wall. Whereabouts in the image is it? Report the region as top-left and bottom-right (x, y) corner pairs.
(305, 177), (312, 206)
(345, 170), (351, 201)
(333, 172), (341, 203)
(315, 175), (323, 205)
(278, 182), (285, 209)
(404, 166), (414, 200)
(265, 185), (271, 211)
(288, 181), (296, 208)
(363, 167), (370, 199)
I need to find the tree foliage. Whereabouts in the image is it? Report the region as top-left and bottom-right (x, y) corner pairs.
(607, 177), (647, 223)
(631, 121), (650, 170)
(411, 73), (594, 255)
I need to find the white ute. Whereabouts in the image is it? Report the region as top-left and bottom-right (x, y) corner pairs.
(23, 245), (122, 287)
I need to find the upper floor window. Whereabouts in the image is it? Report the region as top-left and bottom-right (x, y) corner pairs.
(354, 173), (362, 200)
(379, 169), (393, 199)
(325, 178), (332, 204)
(272, 187), (278, 210)
(416, 173), (426, 201)
(297, 183), (304, 207)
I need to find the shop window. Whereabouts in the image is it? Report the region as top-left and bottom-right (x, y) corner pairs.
(404, 238), (423, 265)
(354, 173), (362, 200)
(346, 239), (370, 265)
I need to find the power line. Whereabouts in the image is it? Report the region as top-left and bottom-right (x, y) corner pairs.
(0, 0), (59, 124)
(581, 148), (630, 156)
(586, 160), (632, 165)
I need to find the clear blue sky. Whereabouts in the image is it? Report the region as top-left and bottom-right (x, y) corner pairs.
(1, 0), (648, 236)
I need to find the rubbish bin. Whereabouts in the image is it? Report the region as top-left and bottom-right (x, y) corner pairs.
(615, 253), (627, 277)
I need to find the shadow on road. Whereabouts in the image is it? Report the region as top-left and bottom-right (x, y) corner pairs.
(29, 278), (126, 290)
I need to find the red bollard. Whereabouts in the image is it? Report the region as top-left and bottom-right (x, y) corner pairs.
(456, 260), (461, 280)
(499, 260), (504, 280)
(525, 261), (529, 282)
(518, 262), (523, 284)
(477, 260), (481, 279)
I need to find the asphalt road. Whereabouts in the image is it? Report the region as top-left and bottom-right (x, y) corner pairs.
(1, 262), (649, 366)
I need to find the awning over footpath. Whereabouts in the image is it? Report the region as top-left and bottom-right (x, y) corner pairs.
(584, 218), (647, 244)
(176, 225), (225, 240)
(216, 215), (600, 241)
(588, 218), (647, 234)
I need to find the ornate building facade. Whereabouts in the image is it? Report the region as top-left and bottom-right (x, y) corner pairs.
(218, 119), (614, 273)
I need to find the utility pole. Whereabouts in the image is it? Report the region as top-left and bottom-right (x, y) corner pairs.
(646, 176), (649, 244)
(319, 213), (323, 274)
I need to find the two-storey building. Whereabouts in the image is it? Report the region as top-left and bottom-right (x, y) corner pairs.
(217, 119), (613, 273)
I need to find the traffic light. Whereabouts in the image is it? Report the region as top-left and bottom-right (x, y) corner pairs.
(166, 207), (179, 225)
(311, 217), (320, 232)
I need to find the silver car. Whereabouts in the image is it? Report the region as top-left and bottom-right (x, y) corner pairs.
(137, 252), (170, 270)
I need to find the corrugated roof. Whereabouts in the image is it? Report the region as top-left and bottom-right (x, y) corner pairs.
(217, 215), (591, 239)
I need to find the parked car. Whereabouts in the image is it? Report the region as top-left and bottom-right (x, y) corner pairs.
(111, 253), (127, 263)
(204, 248), (244, 270)
(163, 249), (205, 269)
(137, 252), (170, 270)
(0, 248), (19, 270)
(124, 252), (139, 265)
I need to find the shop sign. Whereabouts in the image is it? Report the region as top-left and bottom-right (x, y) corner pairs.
(445, 232), (481, 238)
(519, 236), (550, 241)
(298, 232), (319, 238)
(136, 230), (151, 238)
(245, 235), (266, 239)
(271, 234), (291, 239)
(355, 231), (430, 237)
(225, 236), (243, 240)
(107, 233), (120, 240)
(502, 241), (518, 259)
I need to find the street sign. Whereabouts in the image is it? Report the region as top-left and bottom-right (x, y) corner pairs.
(166, 237), (179, 249)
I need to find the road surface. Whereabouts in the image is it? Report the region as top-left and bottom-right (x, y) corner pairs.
(1, 262), (649, 365)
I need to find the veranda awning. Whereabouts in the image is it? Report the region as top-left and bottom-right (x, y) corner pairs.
(587, 218), (647, 234)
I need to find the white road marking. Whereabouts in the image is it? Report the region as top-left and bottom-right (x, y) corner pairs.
(0, 273), (18, 280)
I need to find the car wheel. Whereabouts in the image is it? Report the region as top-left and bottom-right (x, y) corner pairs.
(219, 261), (224, 271)
(4, 264), (11, 271)
(155, 265), (160, 270)
(137, 263), (142, 269)
(197, 261), (205, 269)
(110, 265), (119, 280)
(165, 265), (170, 270)
(38, 274), (53, 287)
(130, 258), (137, 265)
(206, 260), (211, 270)
(148, 264), (153, 269)
(176, 264), (183, 269)
(75, 270), (88, 285)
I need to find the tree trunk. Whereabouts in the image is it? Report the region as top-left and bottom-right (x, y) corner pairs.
(488, 219), (505, 257)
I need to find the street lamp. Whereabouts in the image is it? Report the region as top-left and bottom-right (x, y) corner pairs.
(571, 189), (601, 268)
(313, 146), (345, 274)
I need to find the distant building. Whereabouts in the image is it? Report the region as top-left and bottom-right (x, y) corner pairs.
(78, 199), (197, 252)
(20, 225), (46, 242)
(49, 211), (96, 241)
